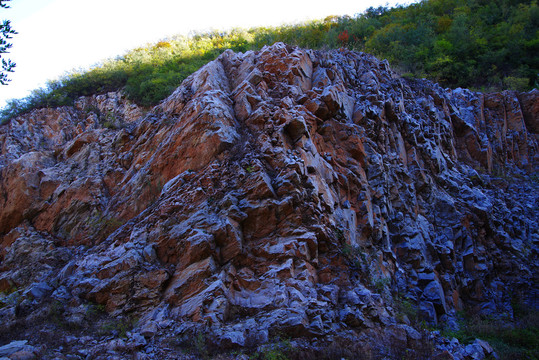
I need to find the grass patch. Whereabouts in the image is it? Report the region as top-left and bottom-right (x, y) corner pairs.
(442, 304), (539, 360)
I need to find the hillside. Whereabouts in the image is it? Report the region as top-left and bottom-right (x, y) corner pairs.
(1, 0), (538, 124)
(0, 43), (537, 359)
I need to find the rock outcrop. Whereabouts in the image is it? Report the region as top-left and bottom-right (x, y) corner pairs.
(0, 43), (537, 359)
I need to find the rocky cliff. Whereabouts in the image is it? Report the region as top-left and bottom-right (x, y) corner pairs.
(0, 43), (537, 359)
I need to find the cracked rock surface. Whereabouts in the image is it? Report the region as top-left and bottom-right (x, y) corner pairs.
(0, 43), (537, 359)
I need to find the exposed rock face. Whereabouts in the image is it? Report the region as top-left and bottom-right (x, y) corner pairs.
(0, 43), (537, 358)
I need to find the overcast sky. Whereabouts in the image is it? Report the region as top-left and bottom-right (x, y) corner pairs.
(0, 0), (414, 108)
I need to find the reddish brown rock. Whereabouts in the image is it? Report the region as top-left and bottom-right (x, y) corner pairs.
(0, 44), (537, 356)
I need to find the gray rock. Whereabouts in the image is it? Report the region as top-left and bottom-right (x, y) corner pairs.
(142, 244), (157, 262)
(0, 341), (28, 357)
(127, 333), (147, 348)
(474, 339), (496, 358)
(309, 315), (324, 334)
(220, 330), (245, 347)
(27, 281), (53, 299)
(439, 314), (460, 332)
(339, 306), (366, 328)
(418, 301), (438, 326)
(139, 321), (158, 338)
(462, 341), (485, 359)
(417, 272), (436, 286)
(51, 286), (71, 302)
(422, 281), (447, 315)
(8, 350), (37, 360)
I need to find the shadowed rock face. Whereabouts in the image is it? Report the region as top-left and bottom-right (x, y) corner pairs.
(0, 43), (537, 353)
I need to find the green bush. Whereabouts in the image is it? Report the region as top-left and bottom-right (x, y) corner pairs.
(1, 0), (537, 124)
(503, 76), (530, 92)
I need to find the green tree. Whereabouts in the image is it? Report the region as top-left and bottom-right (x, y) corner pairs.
(0, 0), (16, 85)
(2, 0), (538, 125)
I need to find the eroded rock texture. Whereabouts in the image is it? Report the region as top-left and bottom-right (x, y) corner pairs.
(0, 43), (537, 358)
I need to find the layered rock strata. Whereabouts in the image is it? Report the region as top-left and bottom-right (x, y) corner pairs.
(0, 43), (537, 358)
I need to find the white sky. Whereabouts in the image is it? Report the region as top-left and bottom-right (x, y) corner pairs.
(0, 0), (414, 108)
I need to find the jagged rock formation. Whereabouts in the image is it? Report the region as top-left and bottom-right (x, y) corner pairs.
(0, 43), (537, 359)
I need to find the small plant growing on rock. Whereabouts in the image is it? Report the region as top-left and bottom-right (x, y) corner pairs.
(194, 332), (210, 359)
(394, 295), (419, 325)
(252, 339), (292, 360)
(334, 228), (345, 243)
(373, 276), (391, 293)
(85, 302), (106, 318)
(98, 315), (138, 338)
(102, 121), (116, 129)
(0, 285), (20, 308)
(47, 300), (69, 328)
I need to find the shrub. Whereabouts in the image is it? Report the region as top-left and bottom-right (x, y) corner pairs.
(394, 295), (420, 325)
(1, 0), (537, 124)
(97, 315), (138, 338)
(503, 76), (529, 92)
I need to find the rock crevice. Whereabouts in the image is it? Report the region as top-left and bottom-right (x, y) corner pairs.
(0, 43), (537, 357)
